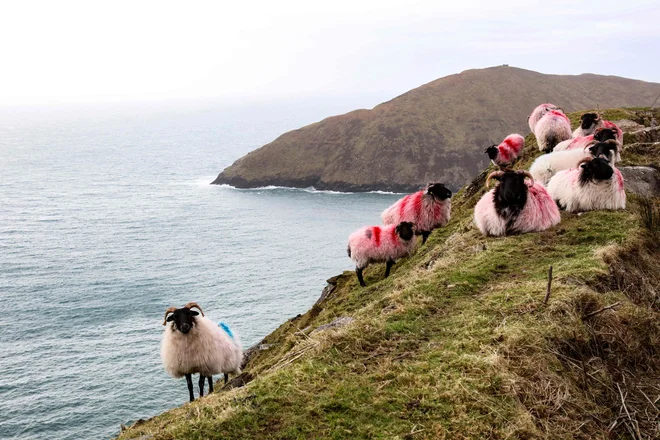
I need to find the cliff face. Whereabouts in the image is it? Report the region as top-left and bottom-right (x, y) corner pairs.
(122, 109), (660, 440)
(213, 66), (660, 192)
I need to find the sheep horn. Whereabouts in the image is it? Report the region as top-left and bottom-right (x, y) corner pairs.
(163, 307), (178, 326)
(485, 171), (504, 188)
(517, 170), (535, 185)
(577, 157), (592, 167)
(184, 302), (205, 317)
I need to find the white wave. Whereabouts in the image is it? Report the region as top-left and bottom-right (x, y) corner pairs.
(217, 184), (404, 195)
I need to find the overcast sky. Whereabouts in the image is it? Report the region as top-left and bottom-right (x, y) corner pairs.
(1, 0), (659, 106)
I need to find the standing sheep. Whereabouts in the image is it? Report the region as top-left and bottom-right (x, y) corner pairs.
(547, 157), (626, 212)
(485, 133), (525, 168)
(347, 221), (416, 287)
(474, 170), (560, 237)
(161, 302), (243, 402)
(381, 183), (452, 244)
(572, 112), (602, 138)
(528, 103), (560, 132)
(534, 109), (572, 152)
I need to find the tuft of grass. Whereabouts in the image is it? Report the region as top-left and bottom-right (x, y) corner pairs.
(118, 109), (660, 440)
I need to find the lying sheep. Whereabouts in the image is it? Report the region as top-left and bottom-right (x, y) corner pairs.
(485, 133), (525, 168)
(474, 170), (560, 237)
(534, 109), (572, 152)
(601, 120), (623, 144)
(553, 126), (618, 152)
(161, 302), (243, 402)
(528, 103), (560, 132)
(529, 140), (619, 185)
(547, 157), (626, 212)
(347, 221), (416, 286)
(381, 183), (452, 244)
(572, 112), (602, 138)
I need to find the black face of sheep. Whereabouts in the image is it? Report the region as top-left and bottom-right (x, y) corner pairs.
(588, 141), (618, 162)
(490, 170), (530, 217)
(395, 221), (415, 241)
(593, 128), (616, 143)
(166, 308), (200, 334)
(579, 157), (614, 184)
(427, 183), (452, 200)
(580, 113), (599, 129)
(485, 145), (498, 161)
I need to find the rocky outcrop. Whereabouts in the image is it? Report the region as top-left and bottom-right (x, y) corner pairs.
(620, 166), (660, 198)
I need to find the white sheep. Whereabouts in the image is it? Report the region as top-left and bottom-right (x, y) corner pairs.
(534, 109), (572, 152)
(528, 103), (560, 132)
(547, 157), (626, 212)
(161, 302), (243, 402)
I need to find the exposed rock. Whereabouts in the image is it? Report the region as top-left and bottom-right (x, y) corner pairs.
(222, 372), (254, 390)
(624, 126), (660, 144)
(242, 343), (274, 368)
(620, 166), (660, 197)
(311, 317), (354, 333)
(614, 119), (644, 131)
(314, 276), (340, 307)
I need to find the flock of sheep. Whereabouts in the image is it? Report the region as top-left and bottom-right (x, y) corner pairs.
(159, 104), (627, 402)
(347, 103), (626, 285)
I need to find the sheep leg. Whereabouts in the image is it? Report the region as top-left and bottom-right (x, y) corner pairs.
(384, 260), (395, 278)
(224, 373), (229, 384)
(421, 231), (430, 244)
(185, 374), (195, 402)
(208, 376), (214, 393)
(198, 374), (205, 397)
(356, 267), (366, 287)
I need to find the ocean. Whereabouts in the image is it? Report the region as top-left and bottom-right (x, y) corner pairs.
(0, 100), (401, 439)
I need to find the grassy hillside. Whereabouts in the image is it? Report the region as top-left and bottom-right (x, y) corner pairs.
(213, 67), (660, 192)
(123, 109), (660, 439)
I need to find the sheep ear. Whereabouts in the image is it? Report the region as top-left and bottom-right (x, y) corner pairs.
(191, 311), (199, 316)
(166, 315), (175, 322)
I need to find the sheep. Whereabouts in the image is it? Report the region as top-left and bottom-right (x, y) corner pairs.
(528, 103), (560, 132)
(347, 221), (416, 286)
(161, 302), (243, 402)
(601, 120), (623, 144)
(485, 133), (525, 168)
(553, 126), (618, 152)
(547, 157), (626, 212)
(572, 112), (602, 138)
(381, 183), (452, 244)
(534, 109), (572, 152)
(529, 140), (619, 185)
(474, 169), (560, 237)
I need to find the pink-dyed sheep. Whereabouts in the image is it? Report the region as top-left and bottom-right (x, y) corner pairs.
(601, 120), (623, 144)
(485, 133), (525, 168)
(474, 170), (560, 237)
(528, 103), (560, 132)
(347, 222), (416, 286)
(547, 157), (626, 212)
(381, 183), (452, 244)
(553, 126), (619, 152)
(534, 109), (572, 152)
(572, 112), (602, 138)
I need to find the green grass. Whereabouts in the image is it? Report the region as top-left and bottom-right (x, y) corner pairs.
(119, 109), (660, 440)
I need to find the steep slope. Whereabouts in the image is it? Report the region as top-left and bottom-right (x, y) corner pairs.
(126, 109), (660, 439)
(212, 66), (660, 192)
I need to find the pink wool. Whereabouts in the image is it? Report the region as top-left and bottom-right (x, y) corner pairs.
(554, 135), (594, 152)
(381, 190), (451, 233)
(348, 224), (416, 269)
(547, 167), (626, 212)
(534, 110), (572, 152)
(528, 103), (559, 132)
(492, 133), (525, 167)
(474, 183), (561, 237)
(601, 120), (623, 144)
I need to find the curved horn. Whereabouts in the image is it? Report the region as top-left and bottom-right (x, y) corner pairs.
(486, 171), (504, 188)
(517, 170), (535, 186)
(577, 157), (592, 167)
(163, 307), (178, 326)
(184, 302), (205, 317)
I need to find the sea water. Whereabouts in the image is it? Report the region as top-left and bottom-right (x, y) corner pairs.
(0, 100), (401, 439)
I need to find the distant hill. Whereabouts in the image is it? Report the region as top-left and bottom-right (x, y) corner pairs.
(212, 66), (660, 192)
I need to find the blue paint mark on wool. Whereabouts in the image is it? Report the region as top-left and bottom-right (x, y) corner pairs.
(218, 322), (235, 340)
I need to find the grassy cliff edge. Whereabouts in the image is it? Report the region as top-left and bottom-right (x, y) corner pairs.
(121, 108), (660, 439)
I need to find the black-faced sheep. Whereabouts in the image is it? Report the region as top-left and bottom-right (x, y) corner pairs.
(347, 221), (416, 287)
(572, 112), (602, 138)
(485, 133), (525, 168)
(474, 170), (560, 236)
(381, 183), (452, 244)
(547, 156), (626, 212)
(553, 126), (618, 152)
(161, 302), (242, 402)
